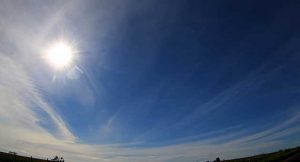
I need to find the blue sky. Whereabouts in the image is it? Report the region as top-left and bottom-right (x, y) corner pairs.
(0, 0), (300, 162)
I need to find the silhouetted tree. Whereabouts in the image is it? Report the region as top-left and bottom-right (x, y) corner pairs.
(214, 157), (220, 162)
(52, 156), (59, 161)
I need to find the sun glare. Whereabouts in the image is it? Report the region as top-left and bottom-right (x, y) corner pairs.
(45, 41), (74, 69)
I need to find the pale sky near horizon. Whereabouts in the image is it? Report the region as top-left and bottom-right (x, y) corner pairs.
(0, 1), (300, 162)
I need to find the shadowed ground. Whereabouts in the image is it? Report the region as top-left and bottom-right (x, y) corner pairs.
(0, 152), (52, 162)
(222, 146), (300, 162)
(283, 151), (300, 162)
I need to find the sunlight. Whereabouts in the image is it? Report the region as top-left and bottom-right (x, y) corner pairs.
(45, 41), (74, 70)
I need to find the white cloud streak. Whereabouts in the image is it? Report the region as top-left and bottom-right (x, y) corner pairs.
(0, 54), (299, 162)
(0, 1), (300, 162)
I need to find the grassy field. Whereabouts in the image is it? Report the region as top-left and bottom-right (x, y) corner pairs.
(0, 152), (49, 162)
(223, 146), (300, 162)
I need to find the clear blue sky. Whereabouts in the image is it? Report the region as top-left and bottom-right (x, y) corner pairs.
(0, 0), (300, 162)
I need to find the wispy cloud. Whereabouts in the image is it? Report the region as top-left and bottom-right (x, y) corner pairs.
(0, 1), (300, 162)
(0, 56), (299, 162)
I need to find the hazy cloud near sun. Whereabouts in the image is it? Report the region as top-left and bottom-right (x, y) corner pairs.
(0, 54), (74, 142)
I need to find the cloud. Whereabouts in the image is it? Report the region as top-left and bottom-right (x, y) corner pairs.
(0, 1), (300, 162)
(0, 55), (299, 162)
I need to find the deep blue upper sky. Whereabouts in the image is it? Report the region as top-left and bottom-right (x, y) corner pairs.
(45, 0), (300, 145)
(1, 0), (300, 161)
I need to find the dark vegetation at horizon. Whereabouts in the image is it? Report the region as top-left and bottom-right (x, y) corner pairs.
(221, 146), (300, 162)
(0, 152), (63, 162)
(1, 146), (300, 162)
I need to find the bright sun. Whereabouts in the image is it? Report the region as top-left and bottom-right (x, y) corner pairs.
(45, 41), (74, 69)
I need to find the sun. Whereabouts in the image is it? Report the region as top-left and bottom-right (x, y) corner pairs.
(45, 41), (75, 70)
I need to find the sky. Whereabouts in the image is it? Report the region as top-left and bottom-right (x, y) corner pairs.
(0, 0), (300, 162)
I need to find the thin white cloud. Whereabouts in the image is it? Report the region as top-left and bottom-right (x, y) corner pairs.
(0, 1), (300, 162)
(0, 58), (299, 162)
